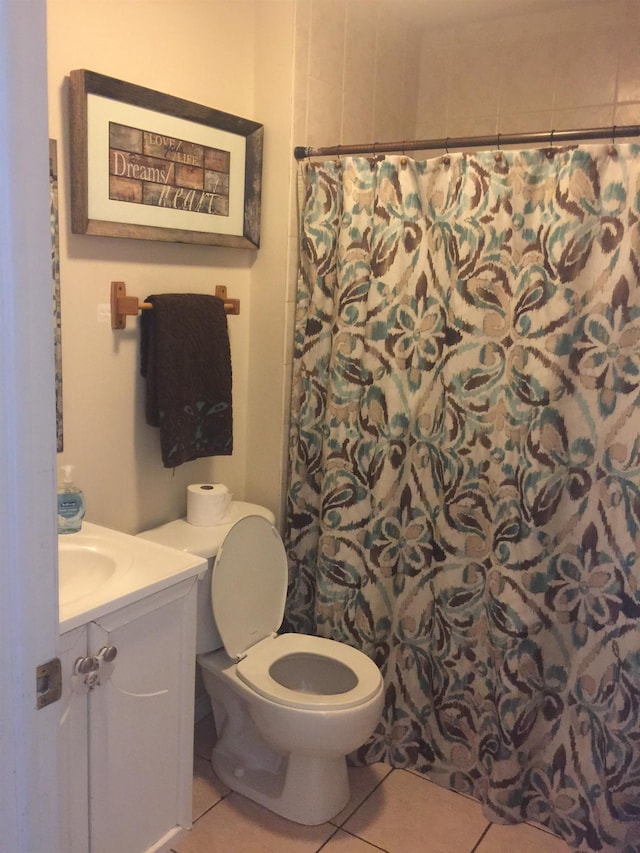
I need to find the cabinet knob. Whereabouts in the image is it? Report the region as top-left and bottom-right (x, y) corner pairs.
(98, 645), (118, 663)
(75, 656), (98, 675)
(71, 656), (99, 694)
(95, 645), (118, 684)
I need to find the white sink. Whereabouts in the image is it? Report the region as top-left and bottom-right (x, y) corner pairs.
(58, 522), (206, 632)
(58, 534), (133, 605)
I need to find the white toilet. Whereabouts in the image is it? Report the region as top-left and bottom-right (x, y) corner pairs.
(139, 502), (383, 825)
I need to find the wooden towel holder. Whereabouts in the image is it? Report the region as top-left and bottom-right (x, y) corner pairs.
(110, 281), (240, 329)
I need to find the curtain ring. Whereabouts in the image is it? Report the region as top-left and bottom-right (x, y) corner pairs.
(495, 133), (502, 162)
(443, 137), (451, 166)
(609, 125), (617, 157)
(546, 129), (555, 159)
(370, 142), (379, 170)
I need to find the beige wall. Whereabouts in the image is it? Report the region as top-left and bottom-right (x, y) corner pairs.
(47, 0), (295, 534)
(245, 1), (296, 521)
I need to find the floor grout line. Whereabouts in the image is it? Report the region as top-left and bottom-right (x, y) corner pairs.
(315, 824), (341, 852)
(469, 822), (492, 852)
(319, 825), (392, 852)
(330, 765), (396, 829)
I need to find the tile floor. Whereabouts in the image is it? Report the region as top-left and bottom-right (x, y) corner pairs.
(171, 716), (571, 853)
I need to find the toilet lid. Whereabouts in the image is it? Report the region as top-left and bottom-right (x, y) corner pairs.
(211, 515), (287, 660)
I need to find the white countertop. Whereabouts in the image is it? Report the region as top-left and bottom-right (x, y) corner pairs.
(59, 521), (207, 633)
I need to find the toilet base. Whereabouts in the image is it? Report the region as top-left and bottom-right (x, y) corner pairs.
(212, 745), (350, 825)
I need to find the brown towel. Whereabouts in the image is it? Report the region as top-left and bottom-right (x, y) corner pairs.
(141, 293), (232, 467)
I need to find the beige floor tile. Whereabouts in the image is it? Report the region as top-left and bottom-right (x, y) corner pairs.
(173, 791), (336, 853)
(192, 755), (230, 821)
(331, 762), (393, 826)
(476, 822), (571, 852)
(343, 769), (489, 853)
(321, 829), (388, 851)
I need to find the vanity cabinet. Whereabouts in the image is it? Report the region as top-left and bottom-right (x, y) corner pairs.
(58, 577), (197, 853)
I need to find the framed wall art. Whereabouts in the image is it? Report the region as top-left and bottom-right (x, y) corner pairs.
(69, 69), (263, 248)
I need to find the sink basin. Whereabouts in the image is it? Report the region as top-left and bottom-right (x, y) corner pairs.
(58, 521), (207, 633)
(59, 532), (133, 605)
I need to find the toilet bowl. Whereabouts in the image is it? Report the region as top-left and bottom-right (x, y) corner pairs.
(139, 506), (384, 826)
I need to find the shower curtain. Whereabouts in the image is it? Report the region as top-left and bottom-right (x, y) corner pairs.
(284, 144), (640, 852)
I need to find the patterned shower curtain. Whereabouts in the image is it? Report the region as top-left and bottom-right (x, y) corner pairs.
(284, 145), (640, 852)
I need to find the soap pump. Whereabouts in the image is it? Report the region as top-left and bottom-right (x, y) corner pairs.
(57, 465), (85, 534)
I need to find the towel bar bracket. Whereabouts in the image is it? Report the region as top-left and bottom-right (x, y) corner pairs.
(213, 285), (240, 316)
(110, 281), (239, 329)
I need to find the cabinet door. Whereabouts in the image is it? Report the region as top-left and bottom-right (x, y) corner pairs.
(88, 578), (197, 853)
(58, 625), (89, 853)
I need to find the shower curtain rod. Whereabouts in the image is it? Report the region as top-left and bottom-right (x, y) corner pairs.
(293, 123), (640, 160)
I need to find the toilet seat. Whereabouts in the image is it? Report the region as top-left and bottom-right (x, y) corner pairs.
(236, 633), (383, 711)
(210, 516), (382, 712)
(212, 515), (288, 660)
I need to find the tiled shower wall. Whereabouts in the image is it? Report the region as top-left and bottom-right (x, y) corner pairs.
(293, 0), (423, 149)
(293, 0), (640, 175)
(415, 0), (640, 141)
(287, 0), (640, 269)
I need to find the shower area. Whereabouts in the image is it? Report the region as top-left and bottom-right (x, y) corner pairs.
(284, 2), (640, 851)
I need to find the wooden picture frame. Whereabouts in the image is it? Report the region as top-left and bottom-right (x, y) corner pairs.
(69, 69), (263, 248)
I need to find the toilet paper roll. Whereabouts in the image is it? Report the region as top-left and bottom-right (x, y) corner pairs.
(186, 483), (232, 526)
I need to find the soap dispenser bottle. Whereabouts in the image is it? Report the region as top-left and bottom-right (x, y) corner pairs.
(57, 465), (85, 534)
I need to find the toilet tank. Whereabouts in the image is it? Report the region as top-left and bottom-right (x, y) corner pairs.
(137, 501), (275, 654)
